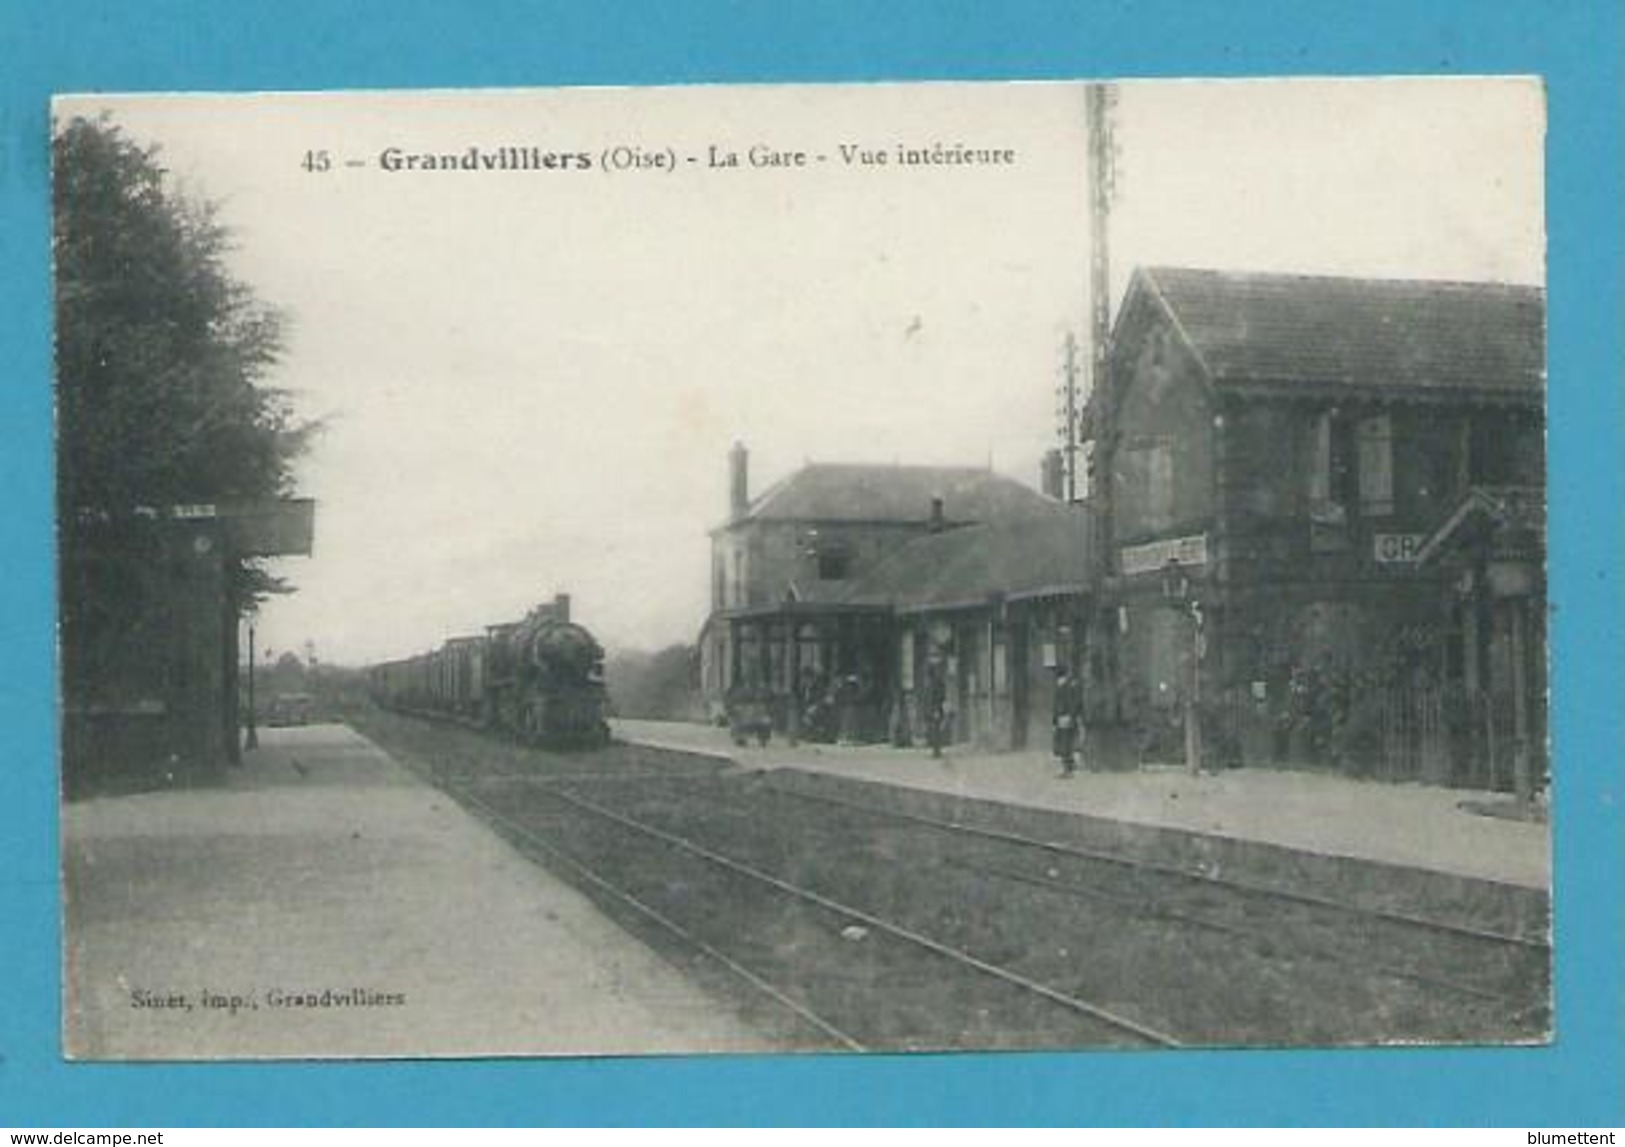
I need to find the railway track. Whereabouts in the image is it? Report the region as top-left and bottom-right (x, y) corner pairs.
(752, 777), (1550, 1005)
(362, 711), (1548, 1048)
(451, 783), (867, 1051)
(766, 778), (1548, 943)
(449, 773), (1180, 1051)
(479, 774), (1544, 1045)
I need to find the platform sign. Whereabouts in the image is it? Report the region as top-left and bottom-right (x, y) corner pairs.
(171, 503), (218, 519)
(1373, 532), (1425, 564)
(1120, 533), (1208, 577)
(223, 499), (317, 556)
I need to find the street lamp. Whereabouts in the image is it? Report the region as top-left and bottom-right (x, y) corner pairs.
(1162, 560), (1204, 775)
(244, 619), (259, 750)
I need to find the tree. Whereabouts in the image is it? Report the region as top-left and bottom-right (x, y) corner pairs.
(604, 644), (702, 721)
(54, 119), (314, 577)
(54, 115), (313, 707)
(54, 115), (310, 519)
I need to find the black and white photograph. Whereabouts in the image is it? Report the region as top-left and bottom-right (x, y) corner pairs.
(55, 78), (1550, 1060)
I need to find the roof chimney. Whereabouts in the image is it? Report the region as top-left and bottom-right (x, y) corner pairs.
(729, 441), (749, 522)
(929, 496), (945, 533)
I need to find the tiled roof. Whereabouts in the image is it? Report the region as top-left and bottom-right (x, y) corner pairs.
(1136, 267), (1545, 399)
(739, 463), (1055, 524)
(840, 504), (1091, 611)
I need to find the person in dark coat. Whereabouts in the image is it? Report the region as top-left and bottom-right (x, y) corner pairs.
(922, 654), (948, 759)
(835, 673), (864, 745)
(1053, 665), (1085, 777)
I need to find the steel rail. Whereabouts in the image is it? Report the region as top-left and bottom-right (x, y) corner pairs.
(764, 778), (1549, 952)
(556, 769), (1531, 1010)
(468, 772), (722, 785)
(939, 856), (1519, 1006)
(450, 781), (867, 1052)
(545, 784), (1183, 1049)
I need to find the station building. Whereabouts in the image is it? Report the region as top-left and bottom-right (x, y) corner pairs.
(836, 504), (1093, 751)
(1086, 267), (1545, 789)
(698, 446), (1082, 747)
(60, 499), (314, 791)
(696, 267), (1546, 791)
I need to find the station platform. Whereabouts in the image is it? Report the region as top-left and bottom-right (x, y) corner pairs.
(62, 724), (772, 1060)
(612, 718), (1551, 893)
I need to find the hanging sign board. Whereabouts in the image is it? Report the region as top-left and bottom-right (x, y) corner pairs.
(223, 499), (317, 556)
(1373, 533), (1425, 564)
(1120, 533), (1208, 578)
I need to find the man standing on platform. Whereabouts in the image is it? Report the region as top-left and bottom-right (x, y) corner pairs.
(923, 653), (948, 759)
(1053, 665), (1084, 777)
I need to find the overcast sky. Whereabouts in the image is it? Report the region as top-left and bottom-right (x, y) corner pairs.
(58, 78), (1544, 664)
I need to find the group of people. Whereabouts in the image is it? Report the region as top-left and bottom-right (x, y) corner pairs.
(726, 656), (1093, 777)
(730, 651), (1457, 778)
(724, 670), (874, 747)
(916, 654), (1088, 777)
(1269, 663), (1371, 767)
(1050, 664), (1086, 777)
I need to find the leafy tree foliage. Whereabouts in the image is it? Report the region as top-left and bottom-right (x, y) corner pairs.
(604, 644), (703, 721)
(54, 115), (313, 606)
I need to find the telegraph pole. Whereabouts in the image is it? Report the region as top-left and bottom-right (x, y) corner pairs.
(1055, 84), (1116, 508)
(1081, 82), (1120, 729)
(1057, 331), (1081, 503)
(1085, 83), (1115, 408)
(1082, 83), (1116, 508)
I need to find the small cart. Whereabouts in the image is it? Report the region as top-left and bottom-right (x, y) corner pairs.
(726, 687), (774, 747)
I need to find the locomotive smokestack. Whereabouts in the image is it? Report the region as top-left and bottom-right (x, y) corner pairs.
(553, 593), (571, 624)
(729, 441), (749, 522)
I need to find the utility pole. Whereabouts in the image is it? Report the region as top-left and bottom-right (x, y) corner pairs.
(1055, 84), (1116, 509)
(1079, 82), (1120, 730)
(1057, 331), (1081, 503)
(1081, 82), (1117, 510)
(1085, 83), (1115, 410)
(1186, 600), (1205, 775)
(244, 619), (259, 750)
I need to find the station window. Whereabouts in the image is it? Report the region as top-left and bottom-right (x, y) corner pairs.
(730, 548), (746, 606)
(1146, 445), (1174, 527)
(817, 547), (852, 581)
(1311, 409), (1381, 519)
(769, 639), (788, 692)
(1309, 413), (1333, 505)
(1357, 414), (1394, 517)
(1467, 413), (1525, 485)
(1123, 439), (1175, 531)
(797, 625), (824, 676)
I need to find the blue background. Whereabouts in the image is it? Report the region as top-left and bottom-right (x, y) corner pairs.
(2, 0), (1619, 1127)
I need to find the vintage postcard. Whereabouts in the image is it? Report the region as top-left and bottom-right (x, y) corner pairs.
(55, 78), (1549, 1060)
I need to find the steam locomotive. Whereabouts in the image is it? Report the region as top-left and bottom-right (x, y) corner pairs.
(368, 593), (610, 746)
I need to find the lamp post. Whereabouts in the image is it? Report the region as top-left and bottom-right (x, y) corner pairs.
(1185, 599), (1205, 776)
(1487, 558), (1538, 804)
(244, 620), (259, 750)
(1162, 560), (1203, 775)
